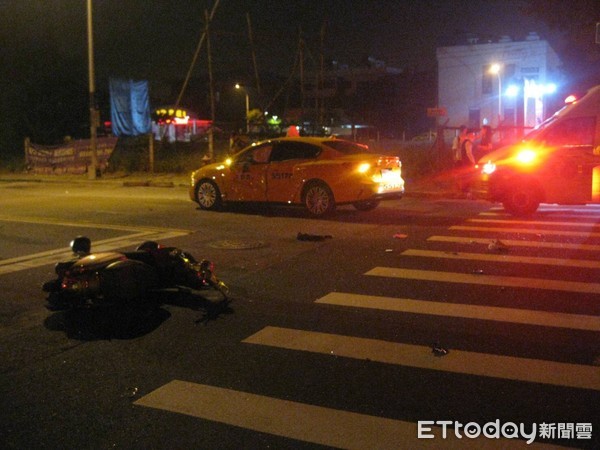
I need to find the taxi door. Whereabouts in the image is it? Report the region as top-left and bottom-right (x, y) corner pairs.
(227, 143), (272, 201)
(265, 141), (321, 203)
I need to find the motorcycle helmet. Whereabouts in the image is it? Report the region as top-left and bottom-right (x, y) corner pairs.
(70, 236), (91, 256)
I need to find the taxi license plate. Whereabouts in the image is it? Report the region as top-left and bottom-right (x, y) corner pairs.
(380, 169), (401, 188)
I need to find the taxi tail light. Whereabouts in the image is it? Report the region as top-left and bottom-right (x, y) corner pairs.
(357, 163), (371, 174)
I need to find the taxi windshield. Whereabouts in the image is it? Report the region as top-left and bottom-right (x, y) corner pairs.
(323, 139), (371, 155)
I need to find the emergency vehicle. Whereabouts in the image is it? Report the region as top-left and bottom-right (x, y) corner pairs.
(476, 85), (600, 215)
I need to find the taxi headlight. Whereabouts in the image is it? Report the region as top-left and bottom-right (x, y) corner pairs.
(515, 149), (537, 165)
(482, 161), (496, 175)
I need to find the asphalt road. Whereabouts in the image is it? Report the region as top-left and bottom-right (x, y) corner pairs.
(0, 178), (598, 449)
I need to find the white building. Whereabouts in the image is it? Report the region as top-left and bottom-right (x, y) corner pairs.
(436, 33), (562, 133)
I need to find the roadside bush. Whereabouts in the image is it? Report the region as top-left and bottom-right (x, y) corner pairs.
(107, 136), (230, 173)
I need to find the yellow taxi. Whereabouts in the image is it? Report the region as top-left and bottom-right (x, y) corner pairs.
(189, 137), (404, 216)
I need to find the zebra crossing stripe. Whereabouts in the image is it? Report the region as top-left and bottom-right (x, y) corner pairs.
(365, 267), (600, 294)
(243, 327), (600, 391)
(401, 248), (600, 269)
(315, 292), (600, 331)
(450, 225), (600, 238)
(134, 380), (557, 449)
(468, 218), (600, 228)
(427, 235), (600, 252)
(479, 211), (600, 220)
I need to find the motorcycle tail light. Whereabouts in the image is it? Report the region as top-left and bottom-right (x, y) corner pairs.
(62, 276), (83, 291)
(61, 273), (100, 293)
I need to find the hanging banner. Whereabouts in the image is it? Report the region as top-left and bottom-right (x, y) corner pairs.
(109, 78), (151, 136)
(24, 137), (118, 174)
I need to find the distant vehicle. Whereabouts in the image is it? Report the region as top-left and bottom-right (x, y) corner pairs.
(189, 136), (405, 217)
(475, 85), (600, 215)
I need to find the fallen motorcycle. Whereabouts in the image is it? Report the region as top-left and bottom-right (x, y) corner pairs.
(43, 236), (228, 311)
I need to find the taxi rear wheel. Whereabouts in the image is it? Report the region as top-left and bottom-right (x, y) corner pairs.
(195, 179), (222, 210)
(503, 184), (540, 216)
(303, 181), (335, 217)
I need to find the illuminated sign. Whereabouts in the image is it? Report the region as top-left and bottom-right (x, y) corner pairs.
(153, 107), (189, 124)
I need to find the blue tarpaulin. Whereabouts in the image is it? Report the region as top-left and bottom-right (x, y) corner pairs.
(109, 78), (151, 136)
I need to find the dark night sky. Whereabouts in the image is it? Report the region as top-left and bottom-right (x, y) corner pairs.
(2, 0), (559, 84)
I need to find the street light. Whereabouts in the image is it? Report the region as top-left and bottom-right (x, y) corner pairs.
(235, 83), (250, 133)
(489, 63), (502, 126)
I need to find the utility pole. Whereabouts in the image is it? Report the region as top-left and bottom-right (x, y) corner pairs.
(247, 13), (261, 97)
(86, 0), (98, 179)
(175, 0), (220, 108)
(299, 29), (305, 117)
(318, 21), (326, 129)
(206, 9), (215, 160)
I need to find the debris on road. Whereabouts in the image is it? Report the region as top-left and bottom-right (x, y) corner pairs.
(297, 232), (333, 241)
(432, 343), (449, 357)
(488, 239), (509, 252)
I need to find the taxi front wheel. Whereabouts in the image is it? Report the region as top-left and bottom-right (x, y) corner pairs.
(195, 179), (222, 210)
(503, 184), (540, 216)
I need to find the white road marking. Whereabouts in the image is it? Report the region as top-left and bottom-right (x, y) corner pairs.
(468, 218), (600, 228)
(401, 248), (600, 269)
(316, 292), (600, 331)
(0, 216), (191, 274)
(427, 235), (600, 252)
(243, 327), (600, 391)
(365, 267), (600, 294)
(135, 380), (558, 449)
(450, 225), (600, 238)
(0, 214), (189, 233)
